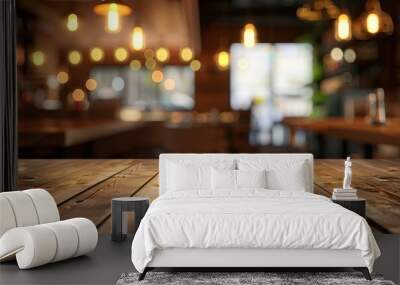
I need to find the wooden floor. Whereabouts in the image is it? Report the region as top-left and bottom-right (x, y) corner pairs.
(17, 159), (400, 234)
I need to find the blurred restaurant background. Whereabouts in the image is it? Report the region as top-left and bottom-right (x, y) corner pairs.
(17, 0), (400, 159)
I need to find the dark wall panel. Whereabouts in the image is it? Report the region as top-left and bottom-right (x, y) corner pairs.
(0, 0), (18, 192)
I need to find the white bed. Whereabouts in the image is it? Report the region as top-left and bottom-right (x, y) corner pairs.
(131, 154), (380, 280)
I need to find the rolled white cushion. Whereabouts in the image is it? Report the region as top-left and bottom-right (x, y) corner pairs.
(65, 218), (98, 257)
(0, 218), (98, 269)
(0, 196), (17, 237)
(42, 221), (79, 262)
(0, 189), (60, 239)
(0, 226), (57, 268)
(0, 191), (39, 227)
(23, 189), (60, 224)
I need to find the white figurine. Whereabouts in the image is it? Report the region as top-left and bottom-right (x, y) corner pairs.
(343, 157), (352, 190)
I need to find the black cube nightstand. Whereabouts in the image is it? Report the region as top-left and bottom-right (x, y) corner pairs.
(332, 199), (366, 218)
(111, 197), (150, 242)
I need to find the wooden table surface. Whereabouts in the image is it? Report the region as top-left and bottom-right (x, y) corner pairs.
(18, 118), (146, 147)
(283, 117), (400, 146)
(17, 159), (400, 234)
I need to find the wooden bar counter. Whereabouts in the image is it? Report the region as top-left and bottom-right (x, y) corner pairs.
(283, 117), (400, 157)
(17, 159), (400, 234)
(284, 117), (400, 145)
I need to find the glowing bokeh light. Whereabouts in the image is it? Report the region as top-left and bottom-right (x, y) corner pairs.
(242, 23), (257, 48)
(114, 47), (128, 62)
(68, 50), (82, 65)
(156, 47), (170, 62)
(163, 78), (175, 90)
(216, 51), (230, 70)
(112, 77), (125, 91)
(190, 60), (201, 71)
(151, 70), (164, 83)
(56, 71), (69, 84)
(85, 78), (97, 91)
(131, 26), (145, 50)
(130, 59), (141, 70)
(179, 47), (193, 62)
(72, 89), (85, 102)
(67, 14), (78, 32)
(366, 13), (380, 34)
(32, 50), (45, 66)
(330, 47), (344, 61)
(335, 14), (352, 41)
(90, 47), (104, 62)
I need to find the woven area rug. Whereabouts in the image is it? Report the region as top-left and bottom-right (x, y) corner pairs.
(116, 272), (395, 285)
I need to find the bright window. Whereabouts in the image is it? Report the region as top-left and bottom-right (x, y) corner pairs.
(230, 43), (313, 116)
(91, 66), (194, 110)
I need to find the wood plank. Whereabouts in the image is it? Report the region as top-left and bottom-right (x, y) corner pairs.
(46, 160), (138, 204)
(132, 174), (160, 202)
(316, 160), (400, 203)
(18, 160), (109, 189)
(58, 160), (158, 226)
(314, 159), (400, 234)
(18, 160), (79, 189)
(19, 159), (138, 204)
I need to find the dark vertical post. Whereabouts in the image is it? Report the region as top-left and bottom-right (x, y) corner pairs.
(0, 0), (18, 192)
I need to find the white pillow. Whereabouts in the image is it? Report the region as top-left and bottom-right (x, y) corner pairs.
(211, 169), (236, 190)
(211, 169), (267, 190)
(168, 162), (210, 191)
(167, 159), (235, 191)
(237, 159), (308, 191)
(237, 169), (267, 189)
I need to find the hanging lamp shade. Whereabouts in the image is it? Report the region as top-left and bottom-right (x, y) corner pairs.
(242, 23), (257, 48)
(94, 0), (132, 33)
(297, 0), (339, 21)
(335, 13), (352, 42)
(131, 26), (145, 51)
(353, 0), (393, 39)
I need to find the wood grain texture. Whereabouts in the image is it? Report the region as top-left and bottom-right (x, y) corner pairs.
(18, 159), (138, 204)
(58, 160), (158, 226)
(17, 159), (400, 234)
(314, 159), (400, 234)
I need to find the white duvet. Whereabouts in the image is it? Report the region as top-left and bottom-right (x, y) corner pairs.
(131, 190), (380, 273)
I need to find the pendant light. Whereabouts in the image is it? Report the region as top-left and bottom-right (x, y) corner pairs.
(354, 0), (393, 39)
(94, 1), (132, 33)
(215, 50), (230, 71)
(335, 13), (352, 41)
(131, 26), (145, 51)
(66, 14), (79, 32)
(242, 23), (257, 48)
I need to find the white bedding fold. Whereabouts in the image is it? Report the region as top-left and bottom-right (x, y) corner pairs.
(131, 190), (380, 273)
